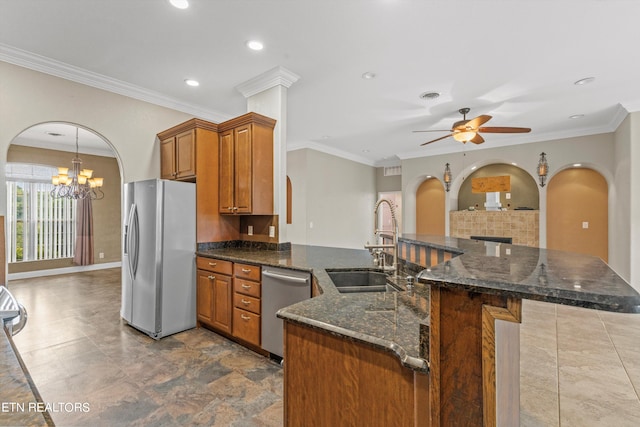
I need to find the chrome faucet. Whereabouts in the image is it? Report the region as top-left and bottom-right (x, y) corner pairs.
(364, 198), (399, 277)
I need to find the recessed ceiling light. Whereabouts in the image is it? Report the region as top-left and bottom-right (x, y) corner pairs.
(184, 79), (199, 87)
(246, 40), (264, 51)
(419, 91), (440, 100)
(471, 166), (477, 170)
(574, 77), (595, 85)
(569, 114), (584, 119)
(362, 149), (370, 153)
(321, 135), (331, 140)
(361, 72), (376, 80)
(511, 162), (518, 166)
(169, 0), (189, 9)
(426, 175), (432, 179)
(573, 163), (582, 167)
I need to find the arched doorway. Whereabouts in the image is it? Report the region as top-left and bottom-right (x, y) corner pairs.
(6, 122), (122, 277)
(547, 167), (608, 261)
(416, 177), (445, 235)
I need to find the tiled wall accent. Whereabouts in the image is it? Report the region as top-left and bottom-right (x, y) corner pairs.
(449, 210), (540, 247)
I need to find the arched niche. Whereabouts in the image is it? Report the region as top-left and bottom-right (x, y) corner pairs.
(416, 177), (445, 235)
(457, 163), (539, 211)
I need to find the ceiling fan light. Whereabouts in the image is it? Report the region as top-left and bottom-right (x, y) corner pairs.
(453, 131), (476, 143)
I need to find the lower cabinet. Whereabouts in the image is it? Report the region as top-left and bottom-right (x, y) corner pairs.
(196, 257), (232, 334)
(196, 257), (263, 351)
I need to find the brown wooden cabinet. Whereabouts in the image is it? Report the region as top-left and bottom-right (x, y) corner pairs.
(196, 257), (233, 334)
(197, 257), (264, 351)
(218, 112), (276, 215)
(159, 127), (199, 181)
(232, 262), (261, 347)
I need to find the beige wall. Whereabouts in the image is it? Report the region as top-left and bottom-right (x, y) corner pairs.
(0, 61), (194, 275)
(286, 148), (376, 249)
(6, 145), (121, 273)
(0, 61), (194, 213)
(375, 167), (401, 193)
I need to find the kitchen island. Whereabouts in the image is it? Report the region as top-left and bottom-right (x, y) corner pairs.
(198, 235), (640, 426)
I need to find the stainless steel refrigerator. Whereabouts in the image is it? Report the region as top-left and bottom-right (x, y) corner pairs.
(121, 179), (196, 339)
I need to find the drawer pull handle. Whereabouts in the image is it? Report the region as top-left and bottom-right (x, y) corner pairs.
(208, 275), (215, 280)
(208, 262), (217, 266)
(241, 284), (252, 290)
(241, 268), (251, 273)
(241, 314), (251, 321)
(241, 299), (251, 305)
(227, 207), (233, 211)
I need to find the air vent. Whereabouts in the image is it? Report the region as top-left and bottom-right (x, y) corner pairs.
(383, 166), (402, 176)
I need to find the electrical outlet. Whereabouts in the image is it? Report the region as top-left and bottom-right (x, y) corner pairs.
(309, 221), (314, 229)
(582, 221), (589, 229)
(506, 193), (511, 200)
(505, 248), (511, 255)
(269, 226), (276, 238)
(99, 252), (104, 259)
(248, 225), (253, 236)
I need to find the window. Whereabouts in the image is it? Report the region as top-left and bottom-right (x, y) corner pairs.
(6, 163), (76, 262)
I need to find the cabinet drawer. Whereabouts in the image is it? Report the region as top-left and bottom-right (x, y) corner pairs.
(197, 257), (232, 275)
(233, 278), (261, 298)
(234, 263), (261, 281)
(234, 293), (261, 315)
(233, 308), (260, 346)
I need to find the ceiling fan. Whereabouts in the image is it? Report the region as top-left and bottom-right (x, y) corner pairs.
(414, 107), (531, 146)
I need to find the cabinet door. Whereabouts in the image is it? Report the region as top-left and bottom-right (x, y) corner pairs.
(211, 273), (233, 334)
(196, 269), (213, 324)
(175, 129), (196, 179)
(160, 137), (176, 179)
(233, 308), (260, 346)
(219, 130), (235, 213)
(234, 125), (253, 213)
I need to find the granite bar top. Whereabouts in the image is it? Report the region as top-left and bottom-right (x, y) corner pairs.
(0, 329), (51, 426)
(403, 234), (640, 313)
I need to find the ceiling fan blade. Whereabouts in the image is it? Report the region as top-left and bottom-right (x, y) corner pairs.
(412, 129), (453, 133)
(457, 114), (492, 130)
(420, 134), (453, 146)
(470, 134), (485, 144)
(478, 126), (531, 133)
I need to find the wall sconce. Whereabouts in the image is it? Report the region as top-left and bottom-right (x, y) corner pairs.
(537, 152), (548, 187)
(443, 163), (452, 192)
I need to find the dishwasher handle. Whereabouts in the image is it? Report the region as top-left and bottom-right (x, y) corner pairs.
(262, 270), (309, 284)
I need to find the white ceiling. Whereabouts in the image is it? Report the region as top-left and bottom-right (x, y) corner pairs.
(2, 0), (640, 166)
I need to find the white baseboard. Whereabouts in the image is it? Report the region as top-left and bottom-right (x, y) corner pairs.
(8, 261), (122, 281)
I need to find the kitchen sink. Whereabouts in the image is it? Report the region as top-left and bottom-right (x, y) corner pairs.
(327, 270), (399, 293)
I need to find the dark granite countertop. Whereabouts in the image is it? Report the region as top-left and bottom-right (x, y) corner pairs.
(403, 234), (640, 313)
(197, 235), (640, 372)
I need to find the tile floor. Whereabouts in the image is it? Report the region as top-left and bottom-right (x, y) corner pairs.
(7, 267), (640, 426)
(9, 269), (282, 426)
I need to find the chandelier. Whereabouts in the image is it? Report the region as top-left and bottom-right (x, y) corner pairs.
(51, 128), (105, 200)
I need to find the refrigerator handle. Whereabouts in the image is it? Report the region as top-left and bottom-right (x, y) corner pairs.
(130, 204), (140, 278)
(126, 203), (139, 280)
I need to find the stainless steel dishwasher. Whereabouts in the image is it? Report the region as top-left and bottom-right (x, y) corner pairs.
(261, 267), (311, 358)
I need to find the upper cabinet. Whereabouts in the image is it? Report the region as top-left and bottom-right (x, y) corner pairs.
(157, 119), (218, 182)
(218, 112), (276, 215)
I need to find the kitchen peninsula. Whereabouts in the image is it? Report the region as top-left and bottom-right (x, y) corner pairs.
(198, 235), (640, 426)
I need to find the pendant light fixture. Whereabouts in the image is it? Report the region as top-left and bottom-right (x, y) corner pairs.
(537, 152), (549, 187)
(51, 128), (105, 200)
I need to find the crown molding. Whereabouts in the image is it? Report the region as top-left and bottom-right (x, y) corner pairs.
(0, 43), (231, 123)
(287, 140), (376, 167)
(236, 66), (301, 98)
